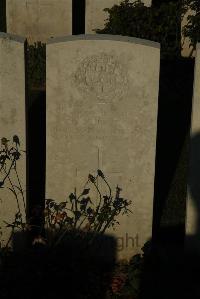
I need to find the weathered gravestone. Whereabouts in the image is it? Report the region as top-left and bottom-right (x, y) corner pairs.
(85, 0), (152, 34)
(6, 0), (72, 43)
(186, 44), (200, 252)
(0, 33), (26, 245)
(46, 34), (160, 260)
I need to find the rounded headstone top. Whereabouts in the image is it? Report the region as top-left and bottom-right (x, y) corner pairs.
(47, 34), (160, 49)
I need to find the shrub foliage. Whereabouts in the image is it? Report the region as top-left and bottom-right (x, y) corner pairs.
(96, 0), (186, 59)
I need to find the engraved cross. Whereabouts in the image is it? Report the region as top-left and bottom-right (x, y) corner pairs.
(96, 147), (123, 181)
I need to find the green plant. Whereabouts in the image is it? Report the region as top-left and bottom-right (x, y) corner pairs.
(96, 0), (185, 59)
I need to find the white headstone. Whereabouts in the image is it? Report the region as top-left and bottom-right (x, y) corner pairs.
(186, 43), (200, 252)
(85, 0), (152, 34)
(46, 34), (160, 260)
(6, 0), (72, 43)
(0, 33), (26, 245)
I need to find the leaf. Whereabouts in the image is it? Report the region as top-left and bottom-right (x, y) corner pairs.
(13, 151), (21, 160)
(1, 138), (9, 146)
(80, 205), (85, 211)
(74, 211), (81, 220)
(88, 174), (95, 183)
(103, 195), (109, 203)
(13, 135), (20, 146)
(15, 212), (22, 219)
(69, 193), (76, 201)
(97, 169), (105, 178)
(46, 198), (54, 204)
(87, 207), (93, 215)
(82, 188), (90, 196)
(49, 202), (55, 208)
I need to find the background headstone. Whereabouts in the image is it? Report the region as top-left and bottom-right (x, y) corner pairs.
(186, 43), (200, 252)
(85, 0), (152, 34)
(0, 33), (26, 245)
(6, 0), (72, 43)
(46, 34), (160, 260)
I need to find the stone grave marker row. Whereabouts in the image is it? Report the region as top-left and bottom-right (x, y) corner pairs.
(6, 0), (151, 43)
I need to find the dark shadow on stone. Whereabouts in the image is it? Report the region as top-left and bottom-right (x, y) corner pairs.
(182, 133), (200, 298)
(187, 133), (200, 238)
(26, 89), (46, 239)
(139, 226), (186, 299)
(0, 230), (116, 299)
(153, 58), (194, 242)
(139, 58), (194, 299)
(0, 0), (6, 32)
(140, 136), (200, 299)
(73, 0), (85, 35)
(184, 133), (200, 279)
